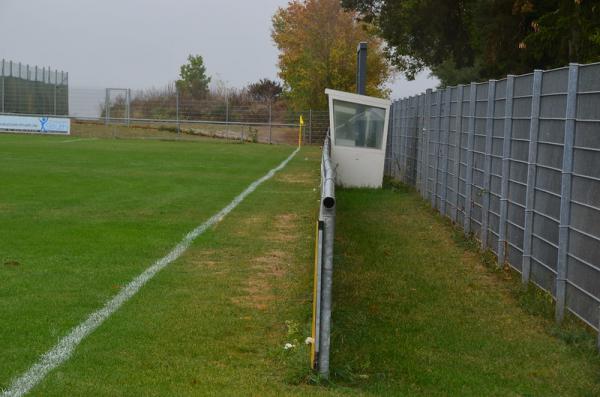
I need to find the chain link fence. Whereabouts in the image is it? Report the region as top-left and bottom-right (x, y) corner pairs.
(386, 62), (600, 338)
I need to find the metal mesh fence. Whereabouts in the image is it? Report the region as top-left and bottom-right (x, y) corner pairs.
(1, 59), (68, 115)
(386, 62), (600, 333)
(0, 59), (329, 145)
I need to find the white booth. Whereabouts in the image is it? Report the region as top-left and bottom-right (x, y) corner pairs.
(325, 89), (391, 188)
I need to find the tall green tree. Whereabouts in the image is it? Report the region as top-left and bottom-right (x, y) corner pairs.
(272, 0), (392, 110)
(342, 0), (600, 86)
(176, 55), (211, 99)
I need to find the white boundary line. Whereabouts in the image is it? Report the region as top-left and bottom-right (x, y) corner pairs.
(60, 138), (98, 143)
(1, 147), (300, 397)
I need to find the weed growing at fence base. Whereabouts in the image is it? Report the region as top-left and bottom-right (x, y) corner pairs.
(331, 185), (600, 396)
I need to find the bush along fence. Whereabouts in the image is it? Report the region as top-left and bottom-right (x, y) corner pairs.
(0, 59), (69, 116)
(311, 134), (336, 378)
(385, 62), (600, 344)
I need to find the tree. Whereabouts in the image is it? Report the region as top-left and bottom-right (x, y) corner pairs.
(342, 0), (600, 86)
(272, 0), (392, 110)
(247, 78), (283, 102)
(176, 54), (211, 99)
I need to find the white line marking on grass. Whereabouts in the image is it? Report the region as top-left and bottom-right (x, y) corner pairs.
(1, 147), (300, 397)
(60, 138), (98, 143)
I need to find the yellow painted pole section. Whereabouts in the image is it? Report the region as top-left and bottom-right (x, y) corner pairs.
(298, 115), (304, 147)
(310, 220), (319, 368)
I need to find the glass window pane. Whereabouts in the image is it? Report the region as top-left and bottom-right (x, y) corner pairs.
(333, 99), (386, 149)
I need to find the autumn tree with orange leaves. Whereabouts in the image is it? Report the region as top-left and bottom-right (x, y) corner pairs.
(271, 0), (392, 110)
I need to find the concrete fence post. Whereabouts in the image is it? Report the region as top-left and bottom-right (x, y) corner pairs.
(440, 89), (452, 216)
(555, 63), (579, 323)
(464, 83), (477, 234)
(401, 97), (413, 183)
(421, 90), (431, 200)
(498, 75), (515, 266)
(399, 99), (407, 180)
(424, 89), (433, 201)
(397, 100), (402, 179)
(432, 90), (442, 209)
(452, 85), (464, 223)
(522, 70), (544, 284)
(416, 94), (424, 190)
(481, 80), (497, 249)
(392, 101), (398, 178)
(386, 102), (394, 176)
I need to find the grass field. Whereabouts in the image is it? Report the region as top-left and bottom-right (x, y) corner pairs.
(2, 131), (600, 396)
(330, 185), (600, 396)
(0, 133), (315, 395)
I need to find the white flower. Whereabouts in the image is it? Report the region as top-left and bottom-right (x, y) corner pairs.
(305, 337), (314, 345)
(284, 343), (295, 350)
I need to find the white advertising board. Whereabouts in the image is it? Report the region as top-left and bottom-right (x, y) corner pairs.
(0, 115), (71, 135)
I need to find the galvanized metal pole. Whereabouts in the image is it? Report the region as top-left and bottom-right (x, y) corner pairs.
(522, 70), (543, 284)
(268, 101), (272, 144)
(309, 109), (312, 145)
(481, 80), (497, 249)
(318, 209), (335, 378)
(65, 72), (69, 116)
(440, 89), (452, 216)
(54, 70), (58, 115)
(464, 83), (477, 234)
(105, 88), (110, 126)
(1, 59), (4, 114)
(318, 136), (335, 379)
(225, 90), (229, 136)
(176, 85), (180, 136)
(498, 75), (515, 266)
(452, 85), (464, 222)
(126, 88), (131, 127)
(555, 63), (579, 323)
(356, 42), (367, 95)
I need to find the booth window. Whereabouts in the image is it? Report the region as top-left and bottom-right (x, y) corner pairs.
(332, 100), (386, 149)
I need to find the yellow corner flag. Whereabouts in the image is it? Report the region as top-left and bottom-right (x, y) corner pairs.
(298, 115), (304, 147)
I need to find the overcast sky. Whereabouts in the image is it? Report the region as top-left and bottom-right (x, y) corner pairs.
(0, 0), (437, 99)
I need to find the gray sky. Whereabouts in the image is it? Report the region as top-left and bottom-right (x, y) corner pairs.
(0, 0), (437, 98)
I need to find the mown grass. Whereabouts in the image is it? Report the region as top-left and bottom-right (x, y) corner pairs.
(329, 184), (600, 396)
(0, 133), (296, 392)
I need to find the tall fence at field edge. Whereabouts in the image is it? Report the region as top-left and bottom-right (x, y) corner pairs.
(0, 81), (330, 145)
(311, 133), (336, 378)
(385, 62), (600, 337)
(0, 59), (69, 116)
